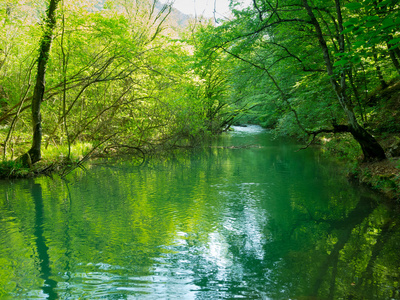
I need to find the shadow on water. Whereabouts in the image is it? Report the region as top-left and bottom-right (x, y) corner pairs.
(31, 182), (58, 300)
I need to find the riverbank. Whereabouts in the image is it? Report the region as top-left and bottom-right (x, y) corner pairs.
(1, 131), (399, 204)
(0, 157), (81, 179)
(303, 136), (400, 202)
(350, 158), (400, 201)
(1, 79), (399, 202)
(319, 135), (400, 202)
(324, 80), (400, 202)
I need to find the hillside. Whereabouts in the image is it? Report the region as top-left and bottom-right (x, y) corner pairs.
(154, 1), (192, 28)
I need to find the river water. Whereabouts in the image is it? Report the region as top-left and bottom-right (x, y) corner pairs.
(0, 125), (399, 299)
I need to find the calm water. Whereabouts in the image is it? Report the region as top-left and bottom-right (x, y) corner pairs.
(0, 125), (399, 300)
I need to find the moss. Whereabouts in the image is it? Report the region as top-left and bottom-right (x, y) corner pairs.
(354, 158), (400, 202)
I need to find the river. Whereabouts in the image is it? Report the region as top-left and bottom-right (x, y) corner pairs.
(0, 125), (399, 299)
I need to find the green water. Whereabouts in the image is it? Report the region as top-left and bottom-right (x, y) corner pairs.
(0, 125), (399, 299)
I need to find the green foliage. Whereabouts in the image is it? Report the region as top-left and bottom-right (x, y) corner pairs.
(338, 0), (400, 67)
(0, 0), (235, 169)
(193, 0), (398, 163)
(321, 134), (363, 162)
(0, 0), (399, 173)
(0, 159), (28, 178)
(43, 142), (92, 161)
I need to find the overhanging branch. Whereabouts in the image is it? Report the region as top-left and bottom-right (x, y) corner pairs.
(299, 124), (351, 150)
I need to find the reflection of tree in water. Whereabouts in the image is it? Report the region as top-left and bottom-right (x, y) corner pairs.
(2, 134), (400, 299)
(31, 182), (58, 299)
(179, 189), (400, 300)
(354, 218), (400, 298)
(273, 194), (400, 300)
(337, 203), (400, 300)
(310, 195), (377, 299)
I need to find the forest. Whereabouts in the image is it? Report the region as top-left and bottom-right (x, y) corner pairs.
(1, 1), (400, 298)
(0, 0), (399, 181)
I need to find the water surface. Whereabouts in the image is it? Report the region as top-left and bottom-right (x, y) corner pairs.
(1, 125), (399, 299)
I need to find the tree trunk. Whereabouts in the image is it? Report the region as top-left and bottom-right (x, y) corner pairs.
(387, 44), (400, 77)
(349, 118), (386, 161)
(347, 69), (365, 123)
(303, 0), (386, 162)
(20, 0), (60, 166)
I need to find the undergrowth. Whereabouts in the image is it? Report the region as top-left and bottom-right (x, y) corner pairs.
(0, 142), (93, 179)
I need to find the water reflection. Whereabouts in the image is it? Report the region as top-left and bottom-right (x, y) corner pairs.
(0, 126), (399, 299)
(31, 182), (58, 299)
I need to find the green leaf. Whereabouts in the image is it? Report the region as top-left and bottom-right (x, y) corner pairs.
(345, 2), (363, 10)
(333, 59), (349, 66)
(370, 16), (381, 22)
(388, 37), (400, 45)
(365, 21), (376, 28)
(377, 0), (394, 7)
(342, 27), (354, 34)
(382, 18), (394, 28)
(353, 40), (365, 48)
(353, 27), (365, 35)
(343, 18), (358, 27)
(351, 56), (361, 64)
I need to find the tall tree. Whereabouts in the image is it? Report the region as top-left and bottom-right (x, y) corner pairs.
(302, 0), (386, 161)
(21, 0), (60, 165)
(207, 0), (388, 162)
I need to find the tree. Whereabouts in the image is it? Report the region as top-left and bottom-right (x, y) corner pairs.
(190, 24), (236, 133)
(302, 0), (386, 161)
(340, 0), (400, 77)
(205, 0), (388, 161)
(20, 0), (61, 165)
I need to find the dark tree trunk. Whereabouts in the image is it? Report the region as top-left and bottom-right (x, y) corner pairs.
(387, 44), (400, 77)
(303, 0), (386, 162)
(350, 122), (386, 161)
(20, 0), (60, 166)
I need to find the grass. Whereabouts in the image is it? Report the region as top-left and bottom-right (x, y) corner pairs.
(0, 142), (94, 179)
(0, 160), (28, 178)
(42, 142), (92, 162)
